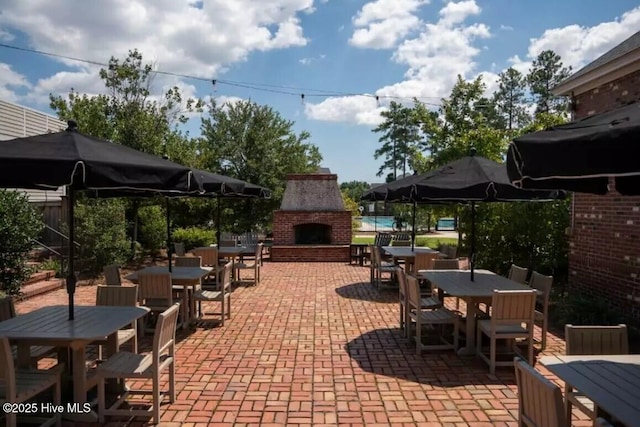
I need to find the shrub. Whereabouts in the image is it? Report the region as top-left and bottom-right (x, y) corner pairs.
(138, 205), (166, 253)
(550, 291), (625, 327)
(74, 199), (130, 277)
(0, 190), (43, 295)
(172, 227), (215, 251)
(38, 258), (62, 277)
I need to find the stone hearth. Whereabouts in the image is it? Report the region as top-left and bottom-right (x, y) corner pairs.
(271, 169), (352, 262)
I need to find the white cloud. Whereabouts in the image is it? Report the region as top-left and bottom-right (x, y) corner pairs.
(349, 0), (430, 49)
(519, 6), (640, 72)
(500, 24), (513, 31)
(309, 0), (489, 124)
(299, 54), (326, 65)
(0, 63), (31, 102)
(0, 0), (314, 104)
(439, 0), (480, 26)
(305, 95), (386, 125)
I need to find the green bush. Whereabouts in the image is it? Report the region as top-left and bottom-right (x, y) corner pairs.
(74, 199), (130, 277)
(550, 291), (625, 326)
(0, 190), (43, 295)
(38, 258), (62, 277)
(172, 227), (215, 251)
(138, 205), (166, 253)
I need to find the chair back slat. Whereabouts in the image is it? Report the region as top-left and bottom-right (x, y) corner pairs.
(0, 337), (16, 399)
(174, 242), (186, 256)
(432, 259), (459, 270)
(491, 290), (537, 324)
(565, 324), (629, 355)
(174, 256), (202, 268)
(103, 264), (122, 286)
(514, 357), (568, 427)
(374, 233), (392, 247)
(154, 303), (180, 356)
(405, 273), (421, 308)
(508, 264), (529, 285)
(255, 243), (263, 259)
(0, 297), (16, 321)
(413, 252), (439, 271)
(96, 285), (138, 307)
(192, 248), (219, 267)
(371, 245), (381, 266)
(397, 268), (408, 299)
(138, 273), (173, 304)
(529, 271), (552, 307)
(221, 262), (233, 293)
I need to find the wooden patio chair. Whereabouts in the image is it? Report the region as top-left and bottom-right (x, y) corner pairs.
(97, 303), (180, 424)
(0, 297), (56, 367)
(432, 258), (461, 309)
(103, 264), (122, 286)
(137, 272), (181, 335)
(477, 289), (537, 374)
(234, 243), (263, 285)
(193, 261), (233, 326)
(0, 337), (64, 427)
(529, 271), (553, 350)
(564, 324), (629, 423)
(174, 256), (202, 268)
(397, 268), (441, 338)
(192, 247), (225, 289)
(173, 242), (185, 256)
(514, 357), (568, 427)
(508, 264), (529, 285)
(370, 245), (396, 289)
(94, 285), (139, 360)
(409, 251), (439, 274)
(406, 274), (459, 354)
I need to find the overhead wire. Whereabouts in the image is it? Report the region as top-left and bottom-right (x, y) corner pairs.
(0, 41), (447, 106)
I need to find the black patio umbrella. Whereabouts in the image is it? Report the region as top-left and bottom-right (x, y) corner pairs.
(364, 149), (564, 280)
(0, 121), (202, 319)
(96, 168), (271, 268)
(506, 102), (640, 195)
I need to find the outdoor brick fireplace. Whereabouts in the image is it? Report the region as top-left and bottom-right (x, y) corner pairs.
(271, 169), (352, 262)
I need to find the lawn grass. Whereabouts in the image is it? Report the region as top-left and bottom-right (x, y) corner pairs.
(352, 235), (457, 248)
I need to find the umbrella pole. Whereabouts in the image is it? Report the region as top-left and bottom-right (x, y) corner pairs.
(166, 198), (172, 272)
(216, 199), (221, 245)
(411, 202), (416, 251)
(470, 201), (476, 281)
(66, 189), (75, 320)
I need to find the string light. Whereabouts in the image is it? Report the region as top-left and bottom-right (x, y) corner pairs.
(0, 42), (446, 106)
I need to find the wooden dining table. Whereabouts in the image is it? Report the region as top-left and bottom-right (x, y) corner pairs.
(125, 265), (213, 328)
(418, 269), (534, 355)
(0, 305), (149, 421)
(540, 354), (640, 427)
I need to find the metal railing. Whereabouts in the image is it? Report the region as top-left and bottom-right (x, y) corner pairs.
(43, 224), (80, 247)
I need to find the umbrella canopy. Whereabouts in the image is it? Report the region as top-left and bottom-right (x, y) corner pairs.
(506, 102), (640, 195)
(0, 122), (203, 320)
(362, 150), (564, 279)
(0, 122), (200, 194)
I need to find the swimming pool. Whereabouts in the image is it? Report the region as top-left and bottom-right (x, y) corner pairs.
(358, 216), (409, 231)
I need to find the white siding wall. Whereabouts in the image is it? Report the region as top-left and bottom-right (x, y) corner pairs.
(0, 100), (67, 202)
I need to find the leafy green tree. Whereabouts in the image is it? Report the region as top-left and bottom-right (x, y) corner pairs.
(527, 50), (572, 116)
(0, 191), (43, 295)
(492, 67), (530, 131)
(373, 101), (422, 179)
(200, 99), (322, 231)
(340, 180), (370, 202)
(49, 50), (203, 257)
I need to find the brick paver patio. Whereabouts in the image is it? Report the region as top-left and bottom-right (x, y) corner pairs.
(15, 262), (593, 426)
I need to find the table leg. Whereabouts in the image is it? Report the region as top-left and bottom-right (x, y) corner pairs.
(458, 297), (478, 356)
(63, 344), (99, 422)
(180, 284), (189, 329)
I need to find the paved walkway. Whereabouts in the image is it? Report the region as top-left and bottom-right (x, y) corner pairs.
(16, 262), (592, 427)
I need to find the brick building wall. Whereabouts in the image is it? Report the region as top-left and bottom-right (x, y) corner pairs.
(569, 68), (640, 323)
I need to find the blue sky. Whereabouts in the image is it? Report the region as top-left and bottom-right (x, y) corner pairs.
(1, 0), (639, 184)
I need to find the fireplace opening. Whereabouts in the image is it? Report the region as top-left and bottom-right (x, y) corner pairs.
(294, 223), (332, 244)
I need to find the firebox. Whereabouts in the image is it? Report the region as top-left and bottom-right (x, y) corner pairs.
(294, 223), (332, 244)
